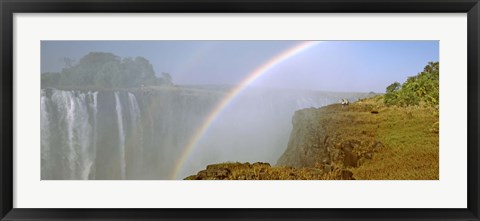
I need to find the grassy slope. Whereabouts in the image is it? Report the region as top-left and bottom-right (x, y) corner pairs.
(351, 96), (439, 180)
(185, 95), (439, 180)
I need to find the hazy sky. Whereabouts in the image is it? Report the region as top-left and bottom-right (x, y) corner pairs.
(41, 41), (438, 92)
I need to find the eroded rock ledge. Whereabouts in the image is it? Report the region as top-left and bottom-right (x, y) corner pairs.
(276, 104), (384, 173)
(184, 162), (354, 180)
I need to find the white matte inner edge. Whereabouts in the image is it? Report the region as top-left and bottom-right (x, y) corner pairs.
(14, 13), (467, 208)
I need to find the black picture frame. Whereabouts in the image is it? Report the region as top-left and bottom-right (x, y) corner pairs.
(1, 0), (479, 220)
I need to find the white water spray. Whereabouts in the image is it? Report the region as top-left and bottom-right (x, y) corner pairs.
(115, 92), (127, 179)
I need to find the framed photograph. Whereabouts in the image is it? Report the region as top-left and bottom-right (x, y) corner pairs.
(1, 0), (479, 220)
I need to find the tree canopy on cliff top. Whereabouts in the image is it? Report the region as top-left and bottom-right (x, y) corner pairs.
(41, 52), (172, 88)
(384, 61), (439, 107)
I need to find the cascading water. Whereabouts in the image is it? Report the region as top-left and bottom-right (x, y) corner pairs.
(114, 92), (127, 180)
(41, 87), (368, 180)
(40, 90), (51, 179)
(42, 90), (96, 179)
(127, 92), (143, 175)
(87, 91), (98, 179)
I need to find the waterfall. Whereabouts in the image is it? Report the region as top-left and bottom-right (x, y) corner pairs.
(127, 92), (143, 173)
(76, 93), (92, 180)
(41, 87), (369, 180)
(87, 91), (98, 179)
(42, 89), (136, 180)
(48, 90), (95, 179)
(115, 92), (127, 179)
(40, 90), (51, 179)
(128, 93), (141, 125)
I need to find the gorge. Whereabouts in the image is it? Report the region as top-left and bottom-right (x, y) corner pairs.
(40, 86), (370, 180)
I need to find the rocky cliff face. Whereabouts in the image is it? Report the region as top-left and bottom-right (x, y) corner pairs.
(42, 86), (364, 180)
(276, 103), (384, 175)
(184, 100), (385, 180)
(184, 162), (355, 180)
(41, 87), (221, 180)
(184, 95), (439, 180)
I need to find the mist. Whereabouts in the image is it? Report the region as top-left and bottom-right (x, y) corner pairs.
(41, 86), (372, 179)
(40, 41), (439, 179)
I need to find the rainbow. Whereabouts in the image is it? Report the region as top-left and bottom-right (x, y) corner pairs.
(171, 41), (322, 179)
(176, 43), (214, 78)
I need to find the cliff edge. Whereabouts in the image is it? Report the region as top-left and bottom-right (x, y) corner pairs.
(277, 96), (439, 180)
(185, 95), (439, 180)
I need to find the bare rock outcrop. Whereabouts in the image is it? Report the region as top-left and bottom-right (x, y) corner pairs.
(276, 104), (383, 178)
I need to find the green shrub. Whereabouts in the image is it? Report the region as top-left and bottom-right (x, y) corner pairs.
(384, 62), (439, 107)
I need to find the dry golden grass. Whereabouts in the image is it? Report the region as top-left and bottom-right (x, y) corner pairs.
(185, 95), (439, 180)
(350, 96), (439, 180)
(184, 162), (352, 180)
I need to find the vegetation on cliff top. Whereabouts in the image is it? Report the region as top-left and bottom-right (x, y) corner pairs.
(42, 52), (173, 88)
(384, 61), (439, 107)
(186, 96), (438, 180)
(185, 61), (439, 180)
(349, 96), (438, 179)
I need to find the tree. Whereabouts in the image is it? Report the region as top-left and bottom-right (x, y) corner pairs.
(60, 57), (75, 68)
(41, 52), (165, 89)
(386, 82), (401, 93)
(158, 72), (173, 86)
(41, 72), (61, 88)
(383, 61), (439, 107)
(94, 60), (122, 87)
(384, 82), (401, 106)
